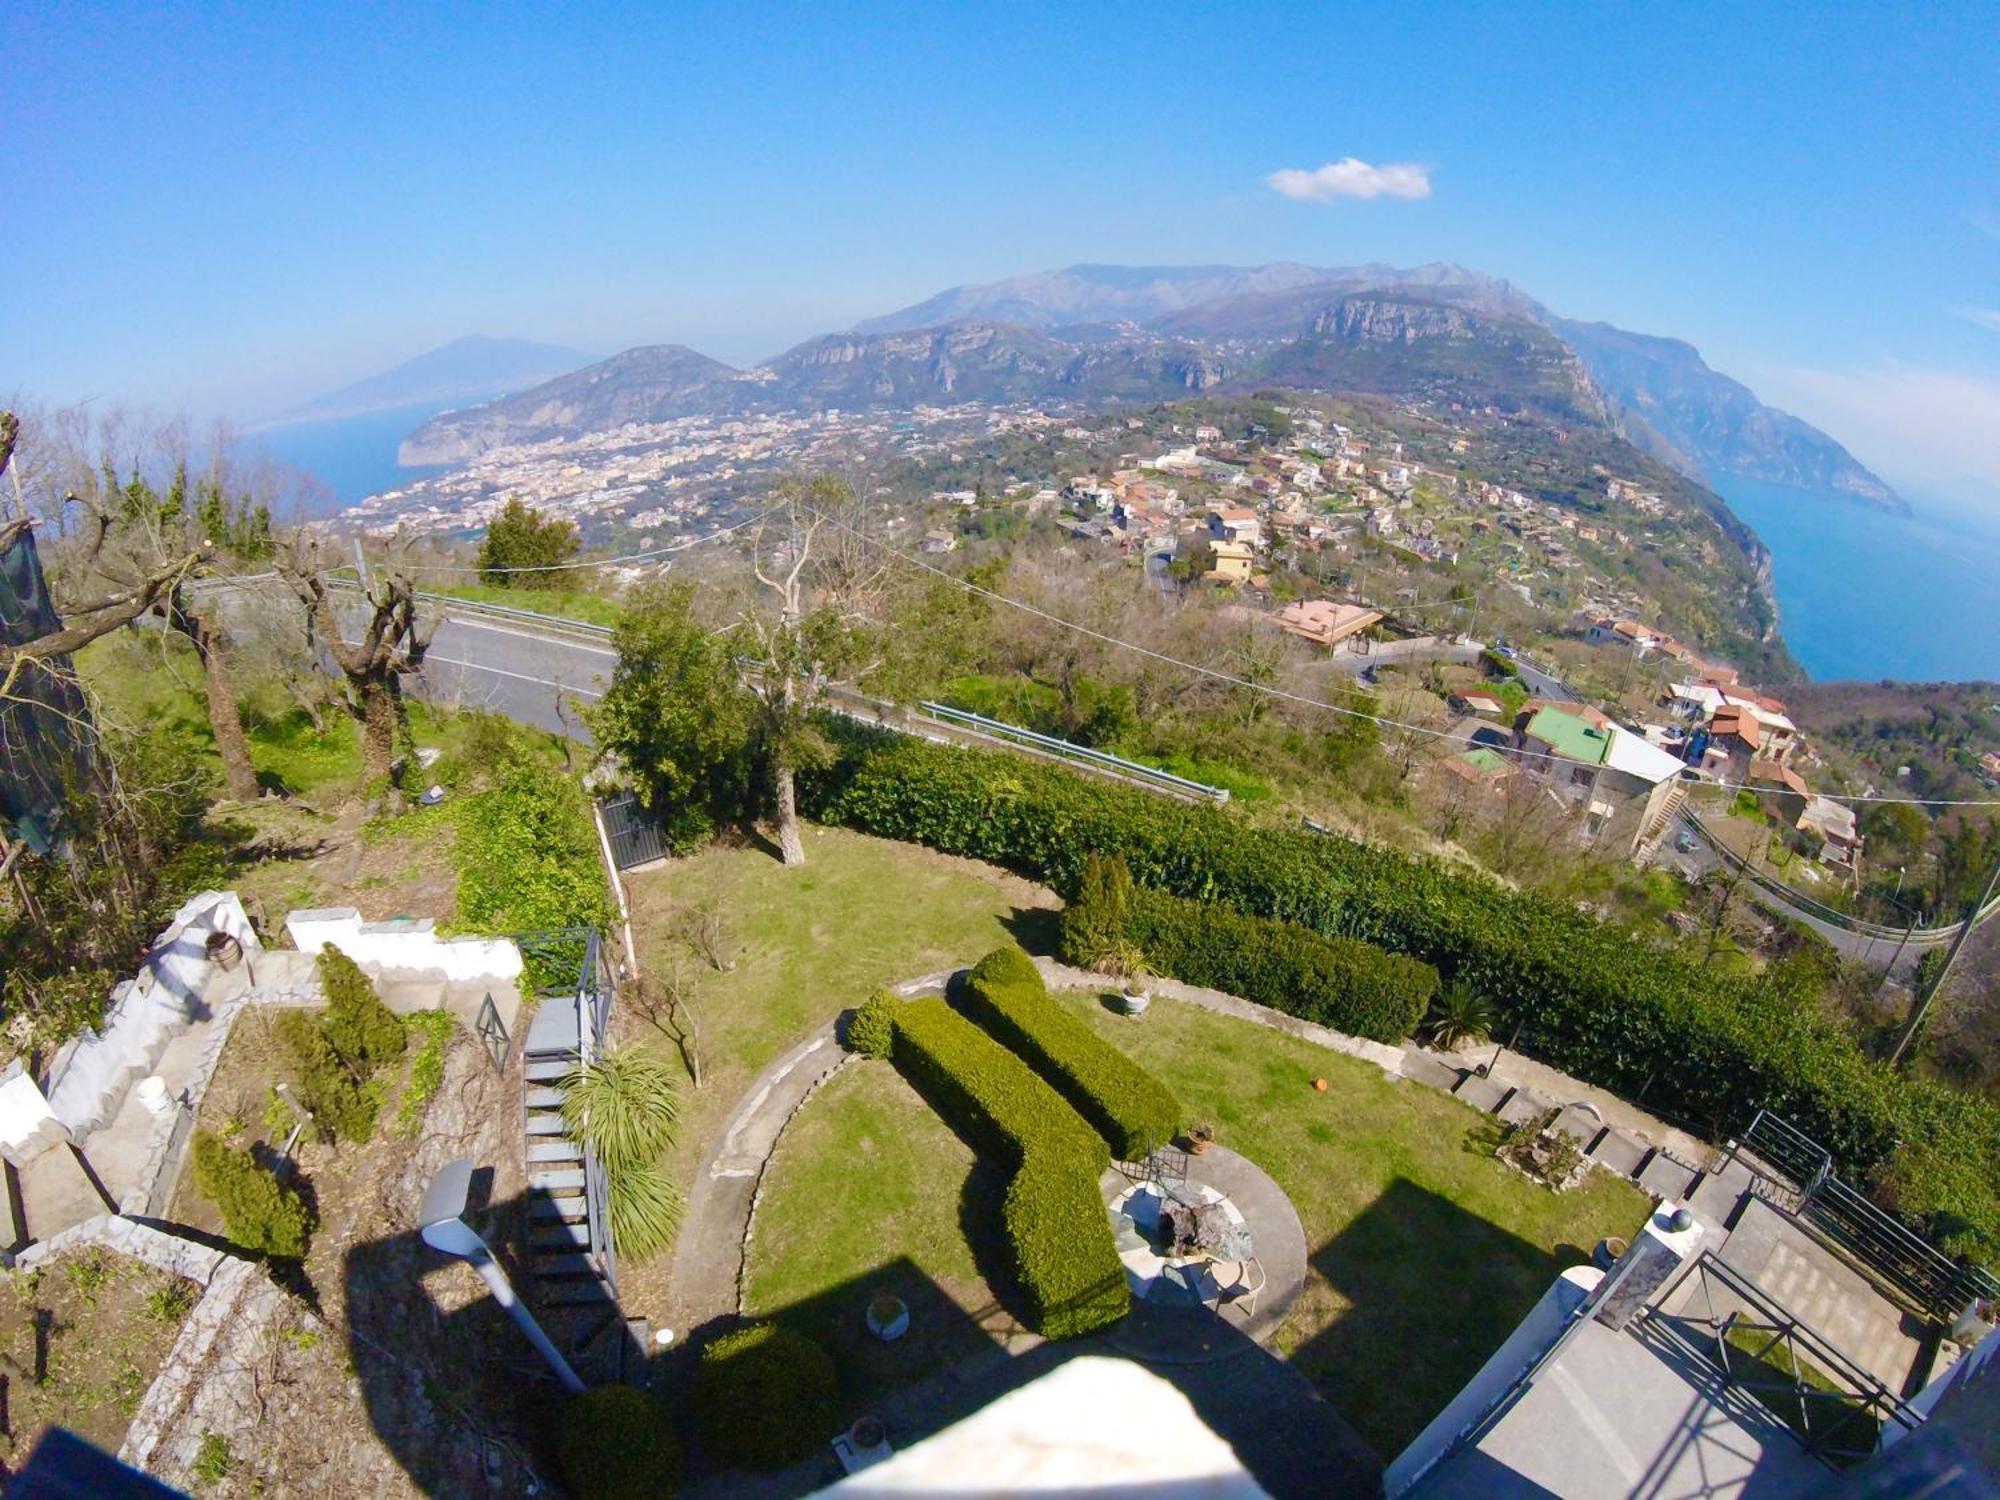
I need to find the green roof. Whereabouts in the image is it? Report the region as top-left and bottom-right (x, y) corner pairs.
(1524, 706), (1610, 765)
(1459, 748), (1509, 776)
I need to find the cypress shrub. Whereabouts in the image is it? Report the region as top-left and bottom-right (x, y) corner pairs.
(317, 943), (406, 1075)
(959, 945), (1180, 1159)
(696, 1323), (837, 1470)
(845, 988), (898, 1060)
(1061, 852), (1133, 968)
(191, 1129), (312, 1258)
(274, 1010), (381, 1144)
(559, 1385), (680, 1499)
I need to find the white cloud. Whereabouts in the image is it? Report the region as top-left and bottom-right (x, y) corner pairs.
(1765, 362), (2000, 499)
(1956, 306), (2000, 334)
(1266, 158), (1431, 203)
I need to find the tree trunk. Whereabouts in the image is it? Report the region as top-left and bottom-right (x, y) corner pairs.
(196, 623), (258, 802)
(174, 603), (258, 802)
(356, 678), (398, 790)
(774, 763), (805, 867)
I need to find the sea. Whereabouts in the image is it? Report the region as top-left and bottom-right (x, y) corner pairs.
(1713, 477), (2000, 684)
(247, 400), (452, 516)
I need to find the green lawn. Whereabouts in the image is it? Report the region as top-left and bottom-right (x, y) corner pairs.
(643, 825), (1649, 1458)
(1057, 990), (1648, 1454)
(624, 825), (1058, 1180)
(744, 1062), (1012, 1414)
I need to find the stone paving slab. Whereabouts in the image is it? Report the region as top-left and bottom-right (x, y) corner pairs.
(1451, 1072), (1510, 1113)
(1496, 1086), (1554, 1126)
(1553, 1104), (1606, 1150)
(1638, 1151), (1700, 1203)
(1398, 1050), (1463, 1092)
(1588, 1128), (1650, 1178)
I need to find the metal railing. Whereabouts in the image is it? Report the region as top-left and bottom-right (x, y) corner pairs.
(915, 701), (1231, 803)
(1734, 1109), (2000, 1321)
(516, 926), (618, 1296)
(1646, 1251), (1923, 1466)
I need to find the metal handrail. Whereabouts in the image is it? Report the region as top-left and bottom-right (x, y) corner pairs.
(916, 701), (1231, 803)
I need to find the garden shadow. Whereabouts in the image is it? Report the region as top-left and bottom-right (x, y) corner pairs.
(998, 904), (1063, 957)
(1292, 1176), (1584, 1459)
(340, 1181), (628, 1496)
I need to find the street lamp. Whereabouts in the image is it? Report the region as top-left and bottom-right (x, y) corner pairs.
(419, 1157), (585, 1394)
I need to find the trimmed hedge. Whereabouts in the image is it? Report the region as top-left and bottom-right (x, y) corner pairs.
(890, 997), (1107, 1171)
(890, 998), (1128, 1336)
(1064, 876), (1436, 1043)
(559, 1385), (680, 1498)
(802, 721), (2000, 1266)
(960, 946), (1181, 1159)
(696, 1322), (836, 1470)
(1005, 1152), (1135, 1339)
(845, 988), (898, 1060)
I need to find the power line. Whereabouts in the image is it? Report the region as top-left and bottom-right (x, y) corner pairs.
(816, 508), (2000, 809)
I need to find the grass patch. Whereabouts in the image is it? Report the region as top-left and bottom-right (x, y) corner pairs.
(1054, 991), (1648, 1454)
(1722, 1322), (1876, 1461)
(431, 581), (626, 629)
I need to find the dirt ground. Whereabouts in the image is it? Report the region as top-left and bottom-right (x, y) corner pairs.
(165, 1024), (557, 1497)
(224, 798), (462, 942)
(0, 1247), (197, 1476)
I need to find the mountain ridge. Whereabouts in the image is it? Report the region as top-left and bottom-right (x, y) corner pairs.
(275, 334), (596, 428)
(393, 265), (1902, 511)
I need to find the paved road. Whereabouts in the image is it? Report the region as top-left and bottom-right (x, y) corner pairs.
(413, 613), (611, 738)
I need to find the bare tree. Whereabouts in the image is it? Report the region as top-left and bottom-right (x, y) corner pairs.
(627, 955), (706, 1090)
(281, 549), (434, 800)
(742, 476), (881, 866)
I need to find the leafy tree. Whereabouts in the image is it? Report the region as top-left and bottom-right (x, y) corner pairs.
(476, 498), (578, 585)
(1860, 801), (1927, 874)
(586, 582), (754, 850)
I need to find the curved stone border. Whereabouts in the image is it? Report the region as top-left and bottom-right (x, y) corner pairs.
(736, 1051), (852, 1313)
(669, 968), (957, 1332)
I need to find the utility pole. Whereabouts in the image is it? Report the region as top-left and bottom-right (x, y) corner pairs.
(1889, 853), (2000, 1069)
(352, 536), (373, 594)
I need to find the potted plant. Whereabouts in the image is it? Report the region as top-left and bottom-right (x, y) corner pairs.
(1110, 942), (1152, 1016)
(1186, 1122), (1215, 1156)
(865, 1289), (909, 1342)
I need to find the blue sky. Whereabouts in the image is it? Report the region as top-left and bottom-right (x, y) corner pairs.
(4, 2), (1996, 502)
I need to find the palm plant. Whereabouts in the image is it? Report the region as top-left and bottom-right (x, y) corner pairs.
(1423, 981), (1495, 1051)
(608, 1158), (685, 1261)
(561, 1045), (683, 1173)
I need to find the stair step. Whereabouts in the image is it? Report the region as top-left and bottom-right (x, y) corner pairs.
(539, 1278), (615, 1306)
(532, 1221), (594, 1251)
(526, 1115), (571, 1136)
(532, 1252), (600, 1279)
(530, 1195), (588, 1220)
(528, 1140), (582, 1163)
(525, 1058), (577, 1082)
(527, 1086), (566, 1109)
(530, 1169), (586, 1193)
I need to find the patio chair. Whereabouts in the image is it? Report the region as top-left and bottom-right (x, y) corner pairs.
(1216, 1256), (1266, 1319)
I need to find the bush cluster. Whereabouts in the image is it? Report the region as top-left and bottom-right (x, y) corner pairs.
(890, 997), (1128, 1337)
(558, 1384), (680, 1498)
(276, 944), (407, 1144)
(191, 1130), (312, 1258)
(959, 945), (1180, 1159)
(1063, 870), (1436, 1043)
(695, 1322), (837, 1470)
(801, 721), (2000, 1266)
(560, 1044), (685, 1263)
(845, 987), (898, 1060)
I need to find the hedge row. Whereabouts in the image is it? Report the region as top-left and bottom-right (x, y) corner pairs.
(1061, 864), (1436, 1043)
(803, 722), (2000, 1265)
(889, 998), (1127, 1336)
(960, 946), (1182, 1160)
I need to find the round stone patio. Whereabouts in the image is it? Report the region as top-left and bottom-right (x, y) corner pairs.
(1097, 1144), (1307, 1363)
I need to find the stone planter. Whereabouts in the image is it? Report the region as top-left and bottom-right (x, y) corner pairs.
(1120, 987), (1151, 1017)
(865, 1294), (909, 1343)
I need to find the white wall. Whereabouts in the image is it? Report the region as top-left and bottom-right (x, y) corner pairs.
(284, 907), (522, 985)
(41, 891), (260, 1140)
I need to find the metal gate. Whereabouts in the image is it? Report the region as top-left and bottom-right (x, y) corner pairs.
(597, 794), (666, 871)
